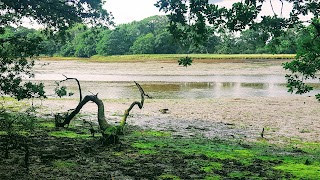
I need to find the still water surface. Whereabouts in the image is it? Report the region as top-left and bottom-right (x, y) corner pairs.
(39, 74), (320, 99)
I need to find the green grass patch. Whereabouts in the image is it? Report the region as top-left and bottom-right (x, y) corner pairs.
(38, 122), (55, 128)
(158, 174), (181, 180)
(42, 54), (295, 63)
(229, 171), (251, 178)
(52, 160), (77, 169)
(138, 149), (158, 155)
(48, 130), (91, 139)
(2, 102), (30, 111)
(126, 130), (320, 179)
(204, 175), (221, 180)
(291, 141), (320, 154)
(90, 54), (295, 62)
(132, 141), (165, 149)
(201, 162), (223, 172)
(274, 163), (320, 179)
(131, 135), (169, 154)
(177, 139), (255, 163)
(39, 56), (89, 61)
(0, 131), (8, 135)
(2, 122), (320, 179)
(134, 130), (171, 137)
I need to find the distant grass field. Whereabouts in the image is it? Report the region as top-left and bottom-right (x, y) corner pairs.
(40, 54), (295, 63)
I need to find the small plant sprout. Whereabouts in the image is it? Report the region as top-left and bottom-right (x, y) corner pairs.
(178, 56), (193, 67)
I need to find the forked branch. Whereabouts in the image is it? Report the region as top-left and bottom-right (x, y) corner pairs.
(60, 74), (83, 102)
(54, 77), (150, 144)
(119, 81), (152, 127)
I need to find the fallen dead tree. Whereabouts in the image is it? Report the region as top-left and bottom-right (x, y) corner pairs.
(55, 76), (151, 144)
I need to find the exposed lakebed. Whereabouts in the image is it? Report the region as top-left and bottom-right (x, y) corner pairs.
(2, 59), (319, 179)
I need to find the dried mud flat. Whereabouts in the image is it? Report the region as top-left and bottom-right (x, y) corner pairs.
(39, 96), (320, 144)
(32, 59), (320, 143)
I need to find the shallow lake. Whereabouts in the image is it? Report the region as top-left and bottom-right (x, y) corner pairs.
(35, 74), (320, 99)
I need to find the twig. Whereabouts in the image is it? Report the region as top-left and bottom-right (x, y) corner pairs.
(134, 81), (152, 99)
(88, 91), (98, 97)
(83, 120), (96, 137)
(280, 0), (283, 17)
(60, 74), (82, 102)
(269, 0), (276, 15)
(261, 127), (265, 138)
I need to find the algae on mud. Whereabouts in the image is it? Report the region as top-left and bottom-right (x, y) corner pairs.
(1, 114), (320, 179)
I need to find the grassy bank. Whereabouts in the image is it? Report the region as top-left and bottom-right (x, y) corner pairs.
(40, 54), (295, 63)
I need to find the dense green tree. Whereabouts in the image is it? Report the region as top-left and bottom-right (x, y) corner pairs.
(0, 0), (111, 100)
(236, 29), (269, 54)
(98, 25), (135, 55)
(0, 26), (45, 99)
(204, 34), (221, 53)
(188, 33), (221, 53)
(12, 15), (304, 57)
(266, 28), (299, 54)
(39, 38), (61, 57)
(59, 24), (88, 57)
(96, 29), (113, 55)
(154, 30), (179, 54)
(130, 33), (155, 54)
(74, 31), (98, 57)
(215, 33), (237, 54)
(136, 15), (169, 35)
(284, 20), (320, 99)
(96, 15), (170, 55)
(59, 24), (102, 57)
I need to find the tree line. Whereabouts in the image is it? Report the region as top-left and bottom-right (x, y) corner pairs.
(1, 15), (301, 58)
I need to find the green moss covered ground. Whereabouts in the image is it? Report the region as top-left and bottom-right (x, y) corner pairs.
(1, 115), (319, 179)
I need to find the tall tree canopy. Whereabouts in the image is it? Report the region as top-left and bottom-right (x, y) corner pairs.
(156, 0), (320, 98)
(0, 0), (112, 100)
(155, 0), (319, 44)
(0, 0), (112, 31)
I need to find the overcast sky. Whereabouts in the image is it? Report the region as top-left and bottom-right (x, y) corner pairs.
(21, 0), (308, 28)
(104, 0), (293, 25)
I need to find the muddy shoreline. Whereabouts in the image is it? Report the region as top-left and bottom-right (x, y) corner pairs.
(26, 59), (320, 143)
(2, 59), (320, 179)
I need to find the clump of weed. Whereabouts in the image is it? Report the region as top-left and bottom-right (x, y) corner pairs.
(49, 130), (91, 139)
(158, 174), (181, 180)
(274, 163), (320, 179)
(52, 160), (77, 169)
(134, 130), (171, 137)
(201, 162), (223, 172)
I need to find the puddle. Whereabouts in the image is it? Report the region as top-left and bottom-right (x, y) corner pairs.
(30, 61), (320, 99)
(36, 80), (320, 99)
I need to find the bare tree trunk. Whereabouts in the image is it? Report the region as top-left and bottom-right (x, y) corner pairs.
(55, 78), (150, 144)
(56, 95), (110, 130)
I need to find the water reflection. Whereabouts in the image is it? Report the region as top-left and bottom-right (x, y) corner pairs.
(40, 81), (320, 99)
(139, 81), (320, 99)
(241, 83), (266, 89)
(32, 73), (320, 99)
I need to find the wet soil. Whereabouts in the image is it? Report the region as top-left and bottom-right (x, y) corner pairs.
(0, 124), (300, 179)
(25, 59), (320, 143)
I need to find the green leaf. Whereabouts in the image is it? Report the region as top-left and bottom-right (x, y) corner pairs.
(178, 56), (193, 67)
